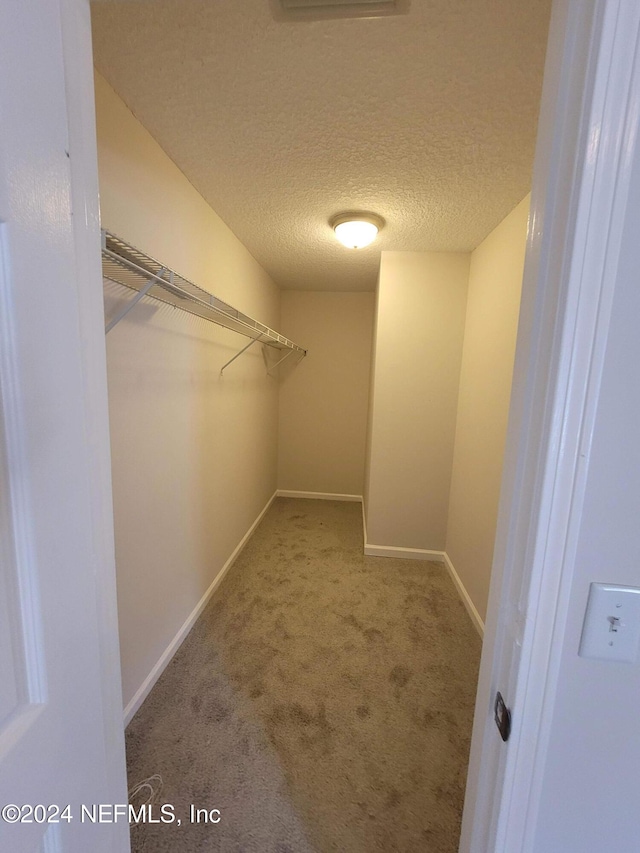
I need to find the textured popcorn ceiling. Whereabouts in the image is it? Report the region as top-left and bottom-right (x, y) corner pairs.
(91, 0), (551, 291)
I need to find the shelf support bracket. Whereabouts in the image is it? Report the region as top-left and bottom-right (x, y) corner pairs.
(105, 268), (164, 334)
(220, 335), (264, 374)
(267, 349), (296, 376)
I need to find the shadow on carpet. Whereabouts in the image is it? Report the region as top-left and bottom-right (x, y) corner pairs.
(126, 498), (481, 852)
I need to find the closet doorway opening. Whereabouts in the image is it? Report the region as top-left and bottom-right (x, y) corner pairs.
(2, 3), (636, 852)
(90, 1), (549, 851)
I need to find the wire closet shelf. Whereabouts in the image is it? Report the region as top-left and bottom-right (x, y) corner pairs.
(101, 231), (307, 370)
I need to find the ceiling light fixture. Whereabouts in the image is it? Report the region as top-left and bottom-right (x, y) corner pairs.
(331, 212), (385, 249)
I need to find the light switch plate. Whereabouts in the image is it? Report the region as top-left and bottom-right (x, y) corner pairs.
(579, 583), (640, 663)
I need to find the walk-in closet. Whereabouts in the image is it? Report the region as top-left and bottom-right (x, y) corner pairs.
(91, 1), (549, 850)
(5, 2), (640, 852)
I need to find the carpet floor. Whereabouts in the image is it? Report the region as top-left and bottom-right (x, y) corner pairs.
(126, 498), (482, 852)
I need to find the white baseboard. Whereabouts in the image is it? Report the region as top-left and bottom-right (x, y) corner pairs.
(443, 552), (485, 638)
(123, 490), (277, 725)
(361, 524), (484, 638)
(276, 490), (363, 502)
(363, 542), (446, 562)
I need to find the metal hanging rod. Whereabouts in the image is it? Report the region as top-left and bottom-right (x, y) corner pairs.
(101, 231), (307, 368)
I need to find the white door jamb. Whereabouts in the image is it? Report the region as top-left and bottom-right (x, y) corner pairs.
(460, 2), (640, 850)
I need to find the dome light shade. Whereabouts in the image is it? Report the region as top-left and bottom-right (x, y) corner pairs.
(331, 212), (384, 249)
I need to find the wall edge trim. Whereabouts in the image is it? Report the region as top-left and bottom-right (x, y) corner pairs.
(276, 490), (363, 502)
(363, 543), (445, 561)
(361, 500), (368, 550)
(123, 490), (278, 725)
(443, 552), (485, 637)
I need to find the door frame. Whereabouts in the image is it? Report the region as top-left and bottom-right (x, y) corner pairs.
(59, 0), (130, 816)
(460, 1), (640, 850)
(0, 0), (128, 848)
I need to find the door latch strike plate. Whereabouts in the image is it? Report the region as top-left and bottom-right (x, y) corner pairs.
(494, 691), (511, 742)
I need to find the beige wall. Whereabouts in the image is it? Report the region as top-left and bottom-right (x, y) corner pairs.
(365, 252), (469, 551)
(278, 291), (375, 496)
(95, 73), (281, 711)
(446, 196), (529, 622)
(97, 61), (528, 704)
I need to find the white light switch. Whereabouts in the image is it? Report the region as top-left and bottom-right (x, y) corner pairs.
(579, 583), (640, 663)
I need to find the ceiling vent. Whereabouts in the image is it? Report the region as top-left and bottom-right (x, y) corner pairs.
(271, 0), (410, 22)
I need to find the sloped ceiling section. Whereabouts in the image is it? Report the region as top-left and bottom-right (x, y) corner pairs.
(91, 0), (551, 291)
